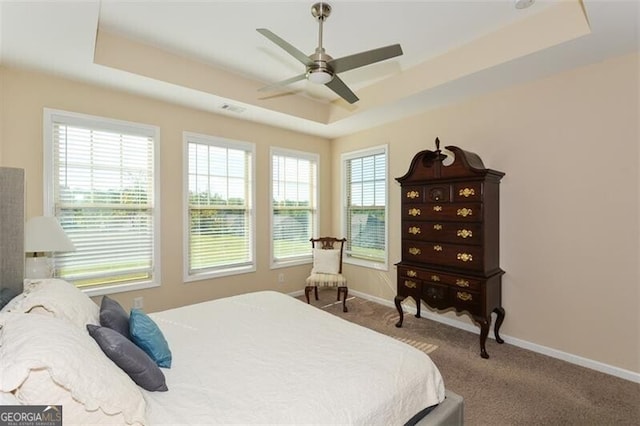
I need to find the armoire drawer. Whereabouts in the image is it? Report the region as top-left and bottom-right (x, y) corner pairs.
(422, 283), (450, 309)
(397, 278), (421, 298)
(403, 203), (482, 222)
(425, 184), (451, 202)
(403, 186), (424, 203)
(453, 182), (482, 202)
(399, 266), (482, 291)
(423, 270), (483, 291)
(451, 289), (481, 314)
(403, 221), (482, 244)
(402, 241), (484, 271)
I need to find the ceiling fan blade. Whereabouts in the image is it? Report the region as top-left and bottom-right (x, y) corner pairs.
(258, 73), (307, 92)
(325, 75), (359, 104)
(329, 44), (403, 74)
(257, 28), (313, 66)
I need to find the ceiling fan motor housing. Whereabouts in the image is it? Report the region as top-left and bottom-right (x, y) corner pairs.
(307, 49), (334, 84)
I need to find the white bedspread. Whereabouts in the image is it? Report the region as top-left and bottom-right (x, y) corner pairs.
(143, 291), (444, 425)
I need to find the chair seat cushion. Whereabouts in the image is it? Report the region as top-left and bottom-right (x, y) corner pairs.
(306, 273), (347, 287)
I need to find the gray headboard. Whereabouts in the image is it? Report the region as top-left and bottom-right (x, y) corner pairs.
(0, 167), (25, 296)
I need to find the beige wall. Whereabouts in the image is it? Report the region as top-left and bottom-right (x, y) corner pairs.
(1, 52), (638, 375)
(332, 53), (640, 374)
(0, 66), (331, 312)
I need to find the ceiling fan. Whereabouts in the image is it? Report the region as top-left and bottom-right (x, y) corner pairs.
(257, 2), (403, 104)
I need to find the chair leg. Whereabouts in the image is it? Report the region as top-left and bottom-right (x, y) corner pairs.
(314, 286), (319, 300)
(338, 286), (348, 313)
(305, 286), (313, 304)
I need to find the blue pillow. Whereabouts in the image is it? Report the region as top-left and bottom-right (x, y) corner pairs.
(129, 308), (172, 368)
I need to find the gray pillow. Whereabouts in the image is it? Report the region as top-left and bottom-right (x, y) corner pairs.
(100, 296), (131, 339)
(87, 324), (168, 392)
(0, 287), (19, 311)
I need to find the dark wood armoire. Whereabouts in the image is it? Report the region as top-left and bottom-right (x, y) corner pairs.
(394, 138), (505, 358)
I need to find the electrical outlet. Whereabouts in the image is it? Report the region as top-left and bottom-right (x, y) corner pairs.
(133, 297), (144, 309)
(278, 273), (285, 284)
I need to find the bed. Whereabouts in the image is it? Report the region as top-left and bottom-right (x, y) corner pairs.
(0, 166), (463, 425)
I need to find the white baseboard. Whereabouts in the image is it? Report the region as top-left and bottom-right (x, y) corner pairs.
(349, 290), (640, 384)
(287, 289), (305, 297)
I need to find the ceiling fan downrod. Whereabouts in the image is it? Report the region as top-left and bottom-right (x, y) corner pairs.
(311, 2), (331, 50)
(308, 2), (334, 84)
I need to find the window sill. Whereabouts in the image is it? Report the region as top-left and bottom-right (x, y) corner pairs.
(184, 265), (256, 283)
(344, 257), (388, 271)
(81, 280), (160, 297)
(270, 258), (312, 270)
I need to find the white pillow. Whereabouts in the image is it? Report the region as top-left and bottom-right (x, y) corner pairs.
(16, 369), (143, 425)
(0, 390), (20, 405)
(311, 248), (341, 275)
(3, 279), (99, 328)
(0, 312), (148, 425)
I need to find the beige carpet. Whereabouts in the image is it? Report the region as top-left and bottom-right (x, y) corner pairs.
(302, 291), (640, 426)
(318, 297), (439, 355)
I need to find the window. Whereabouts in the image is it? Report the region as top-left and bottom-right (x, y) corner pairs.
(342, 145), (388, 269)
(184, 132), (255, 281)
(44, 109), (160, 295)
(271, 148), (318, 267)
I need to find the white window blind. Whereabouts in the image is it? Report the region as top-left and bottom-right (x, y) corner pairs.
(343, 146), (388, 266)
(185, 134), (255, 278)
(271, 149), (318, 264)
(45, 110), (159, 291)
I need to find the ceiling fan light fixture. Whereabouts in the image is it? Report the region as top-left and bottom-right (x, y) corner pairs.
(307, 68), (333, 84)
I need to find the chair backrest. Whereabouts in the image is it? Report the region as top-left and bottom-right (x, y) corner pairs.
(310, 237), (346, 274)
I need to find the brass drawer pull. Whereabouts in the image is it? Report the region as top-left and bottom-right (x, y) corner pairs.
(455, 279), (470, 287)
(431, 275), (440, 282)
(459, 188), (475, 197)
(433, 205), (443, 212)
(457, 229), (473, 238)
(408, 208), (421, 217)
(433, 245), (443, 251)
(457, 208), (473, 217)
(457, 291), (473, 301)
(433, 224), (442, 231)
(404, 280), (417, 289)
(457, 253), (473, 262)
(409, 247), (421, 255)
(406, 190), (420, 199)
(408, 226), (421, 235)
(407, 270), (418, 278)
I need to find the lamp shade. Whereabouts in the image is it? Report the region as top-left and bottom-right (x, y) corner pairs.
(24, 216), (75, 253)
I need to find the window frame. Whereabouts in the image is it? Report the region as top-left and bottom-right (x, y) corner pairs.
(341, 144), (389, 271)
(269, 147), (319, 269)
(182, 131), (256, 282)
(43, 108), (161, 297)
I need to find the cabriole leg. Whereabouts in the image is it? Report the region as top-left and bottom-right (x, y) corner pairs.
(394, 295), (405, 328)
(493, 307), (505, 344)
(476, 316), (492, 359)
(340, 287), (348, 313)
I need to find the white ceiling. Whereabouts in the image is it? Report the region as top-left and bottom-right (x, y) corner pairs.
(0, 0), (638, 138)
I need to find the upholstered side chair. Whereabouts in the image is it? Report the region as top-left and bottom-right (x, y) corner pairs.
(305, 237), (348, 313)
